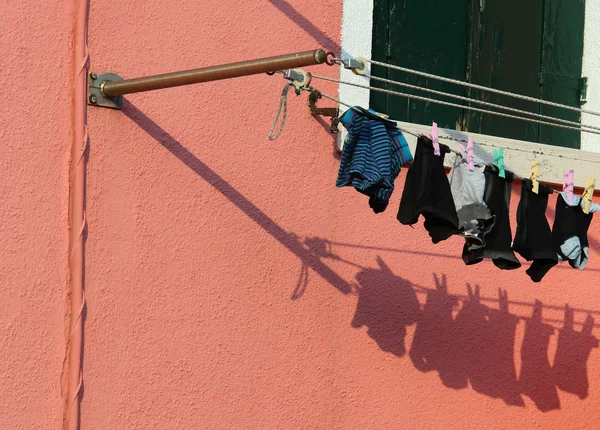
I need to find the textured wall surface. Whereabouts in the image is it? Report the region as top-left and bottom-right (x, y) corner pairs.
(0, 1), (71, 429)
(4, 0), (600, 429)
(83, 1), (600, 429)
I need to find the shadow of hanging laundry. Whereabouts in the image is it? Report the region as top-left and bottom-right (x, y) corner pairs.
(553, 306), (599, 400)
(519, 301), (561, 412)
(351, 257), (420, 357)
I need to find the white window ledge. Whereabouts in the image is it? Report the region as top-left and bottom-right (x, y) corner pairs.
(337, 122), (600, 188)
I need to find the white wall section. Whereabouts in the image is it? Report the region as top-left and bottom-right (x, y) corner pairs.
(339, 0), (374, 108)
(582, 0), (600, 152)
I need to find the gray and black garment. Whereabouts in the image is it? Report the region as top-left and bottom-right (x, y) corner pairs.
(463, 165), (521, 270)
(447, 155), (495, 251)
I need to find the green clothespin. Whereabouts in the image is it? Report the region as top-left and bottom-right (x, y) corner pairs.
(494, 148), (505, 178)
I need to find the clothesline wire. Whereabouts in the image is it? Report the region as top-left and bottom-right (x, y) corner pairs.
(367, 58), (600, 118)
(305, 85), (560, 192)
(310, 74), (600, 136)
(362, 73), (600, 133)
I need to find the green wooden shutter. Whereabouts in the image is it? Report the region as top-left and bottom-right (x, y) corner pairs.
(370, 0), (586, 149)
(538, 0), (586, 148)
(370, 0), (469, 130)
(467, 0), (545, 143)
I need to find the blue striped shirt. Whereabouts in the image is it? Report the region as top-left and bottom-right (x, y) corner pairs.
(336, 108), (413, 211)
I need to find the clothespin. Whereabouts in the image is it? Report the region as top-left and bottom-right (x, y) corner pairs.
(466, 136), (474, 171)
(530, 160), (540, 194)
(458, 137), (475, 171)
(431, 122), (440, 156)
(493, 147), (505, 178)
(582, 178), (596, 214)
(563, 170), (574, 205)
(424, 123), (441, 156)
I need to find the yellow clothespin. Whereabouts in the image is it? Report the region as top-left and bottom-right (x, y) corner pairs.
(582, 178), (596, 214)
(376, 112), (389, 119)
(530, 160), (540, 194)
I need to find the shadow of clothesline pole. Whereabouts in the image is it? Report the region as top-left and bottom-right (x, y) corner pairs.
(122, 100), (352, 295)
(266, 0), (341, 55)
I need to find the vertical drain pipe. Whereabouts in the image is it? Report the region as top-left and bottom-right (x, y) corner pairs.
(67, 0), (89, 428)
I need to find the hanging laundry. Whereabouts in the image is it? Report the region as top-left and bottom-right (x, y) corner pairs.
(447, 155), (495, 250)
(463, 165), (521, 269)
(512, 179), (558, 282)
(337, 107), (413, 213)
(397, 136), (459, 243)
(552, 192), (600, 270)
(553, 307), (599, 399)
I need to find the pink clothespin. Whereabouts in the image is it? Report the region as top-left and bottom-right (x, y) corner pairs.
(459, 137), (474, 171)
(466, 136), (474, 171)
(563, 170), (574, 204)
(431, 122), (440, 156)
(424, 122), (440, 156)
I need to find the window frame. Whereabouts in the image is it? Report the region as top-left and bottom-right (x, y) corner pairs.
(338, 0), (600, 188)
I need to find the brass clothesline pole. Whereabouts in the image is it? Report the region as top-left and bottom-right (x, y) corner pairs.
(89, 48), (328, 109)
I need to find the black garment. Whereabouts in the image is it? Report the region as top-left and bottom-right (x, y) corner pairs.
(397, 136), (459, 243)
(553, 193), (595, 269)
(512, 179), (558, 282)
(463, 165), (521, 269)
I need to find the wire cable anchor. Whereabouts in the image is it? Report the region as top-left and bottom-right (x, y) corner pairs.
(308, 89), (340, 134)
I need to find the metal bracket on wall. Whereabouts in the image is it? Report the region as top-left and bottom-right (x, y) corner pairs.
(580, 77), (588, 105)
(308, 92), (340, 134)
(88, 72), (123, 109)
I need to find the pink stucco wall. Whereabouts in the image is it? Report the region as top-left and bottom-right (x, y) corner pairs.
(3, 1), (600, 428)
(0, 2), (72, 428)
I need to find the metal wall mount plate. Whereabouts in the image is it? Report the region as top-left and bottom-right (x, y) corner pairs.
(88, 72), (123, 109)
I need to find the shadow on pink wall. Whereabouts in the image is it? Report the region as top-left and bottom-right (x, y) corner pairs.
(348, 258), (598, 412)
(123, 99), (598, 414)
(266, 0), (341, 54)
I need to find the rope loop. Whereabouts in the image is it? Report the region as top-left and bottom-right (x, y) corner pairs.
(268, 82), (301, 140)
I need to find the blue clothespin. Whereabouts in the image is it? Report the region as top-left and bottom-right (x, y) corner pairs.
(494, 148), (505, 178)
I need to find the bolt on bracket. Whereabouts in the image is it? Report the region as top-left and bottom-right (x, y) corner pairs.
(88, 72), (123, 109)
